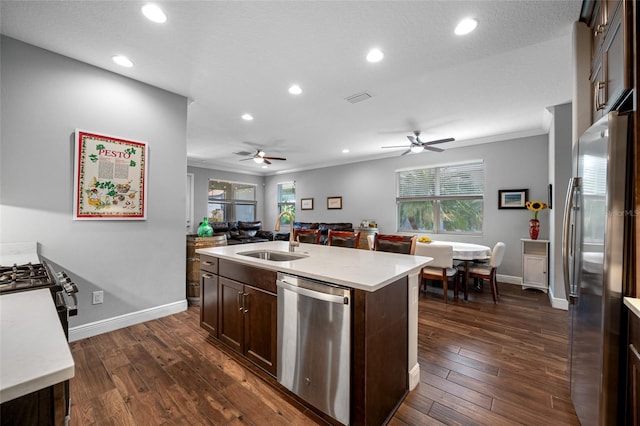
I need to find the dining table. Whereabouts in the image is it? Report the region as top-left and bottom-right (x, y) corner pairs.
(415, 240), (492, 300)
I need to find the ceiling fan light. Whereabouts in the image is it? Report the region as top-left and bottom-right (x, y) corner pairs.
(241, 113), (253, 121)
(410, 145), (424, 153)
(253, 156), (264, 164)
(257, 150), (266, 157)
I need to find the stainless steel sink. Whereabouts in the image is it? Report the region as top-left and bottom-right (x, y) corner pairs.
(237, 250), (308, 262)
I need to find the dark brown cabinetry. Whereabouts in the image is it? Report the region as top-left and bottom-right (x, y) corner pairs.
(588, 0), (631, 122)
(199, 255), (219, 336)
(201, 257), (277, 376)
(629, 310), (640, 425)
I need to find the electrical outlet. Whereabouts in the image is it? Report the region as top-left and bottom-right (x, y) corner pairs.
(92, 290), (104, 305)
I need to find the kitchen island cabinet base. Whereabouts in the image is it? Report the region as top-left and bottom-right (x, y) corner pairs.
(202, 276), (408, 426)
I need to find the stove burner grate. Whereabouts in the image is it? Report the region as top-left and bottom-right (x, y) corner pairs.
(0, 262), (55, 292)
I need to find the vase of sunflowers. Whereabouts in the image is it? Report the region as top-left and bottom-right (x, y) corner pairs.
(526, 200), (548, 240)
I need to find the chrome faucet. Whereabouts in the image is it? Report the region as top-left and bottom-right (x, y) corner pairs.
(275, 211), (299, 252)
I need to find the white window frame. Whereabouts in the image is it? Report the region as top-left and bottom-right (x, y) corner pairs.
(396, 160), (485, 235)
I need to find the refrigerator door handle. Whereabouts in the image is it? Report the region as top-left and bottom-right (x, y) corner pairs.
(562, 177), (580, 302)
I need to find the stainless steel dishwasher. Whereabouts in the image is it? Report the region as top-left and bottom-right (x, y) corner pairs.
(276, 272), (351, 425)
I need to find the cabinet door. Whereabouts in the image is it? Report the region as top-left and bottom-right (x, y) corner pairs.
(218, 277), (244, 354)
(603, 1), (629, 111)
(243, 286), (277, 376)
(200, 272), (218, 337)
(630, 344), (640, 426)
(523, 254), (547, 289)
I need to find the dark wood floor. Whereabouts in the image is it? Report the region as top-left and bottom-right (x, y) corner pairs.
(68, 283), (580, 425)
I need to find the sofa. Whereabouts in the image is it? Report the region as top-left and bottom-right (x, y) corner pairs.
(275, 221), (353, 245)
(208, 221), (274, 245)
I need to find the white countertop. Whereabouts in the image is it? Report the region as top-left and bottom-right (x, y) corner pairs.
(0, 289), (75, 403)
(625, 297), (640, 319)
(197, 241), (432, 292)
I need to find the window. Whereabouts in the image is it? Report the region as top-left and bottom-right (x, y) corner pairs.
(397, 161), (484, 234)
(277, 182), (296, 227)
(207, 180), (256, 222)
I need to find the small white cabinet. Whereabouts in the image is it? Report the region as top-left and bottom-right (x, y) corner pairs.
(521, 239), (549, 293)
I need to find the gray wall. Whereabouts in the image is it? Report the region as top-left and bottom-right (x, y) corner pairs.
(262, 134), (550, 278)
(1, 37), (188, 327)
(548, 103), (573, 303)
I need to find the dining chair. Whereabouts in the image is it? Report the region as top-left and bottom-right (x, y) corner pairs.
(465, 242), (506, 303)
(294, 228), (321, 244)
(417, 244), (458, 304)
(327, 230), (361, 248)
(373, 234), (417, 255)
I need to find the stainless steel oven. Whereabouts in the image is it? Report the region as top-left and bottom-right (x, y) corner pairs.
(276, 272), (351, 425)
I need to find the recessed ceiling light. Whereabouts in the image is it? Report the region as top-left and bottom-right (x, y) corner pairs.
(241, 113), (254, 121)
(366, 48), (384, 63)
(112, 55), (133, 67)
(288, 85), (303, 95)
(455, 18), (478, 35)
(141, 4), (167, 23)
(342, 149), (350, 154)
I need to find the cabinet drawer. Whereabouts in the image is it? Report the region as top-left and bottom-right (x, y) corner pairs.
(200, 255), (218, 274)
(219, 259), (277, 293)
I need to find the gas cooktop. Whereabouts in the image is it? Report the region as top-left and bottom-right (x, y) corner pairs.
(0, 262), (57, 293)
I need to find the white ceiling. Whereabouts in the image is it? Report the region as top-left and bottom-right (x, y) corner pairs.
(1, 0), (581, 175)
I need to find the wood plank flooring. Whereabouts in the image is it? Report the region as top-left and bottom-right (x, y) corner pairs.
(68, 283), (580, 425)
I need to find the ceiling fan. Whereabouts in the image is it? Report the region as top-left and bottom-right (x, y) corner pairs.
(382, 131), (455, 156)
(235, 149), (286, 165)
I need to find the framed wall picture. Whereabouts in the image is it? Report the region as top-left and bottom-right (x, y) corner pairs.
(498, 189), (528, 209)
(327, 196), (342, 210)
(300, 198), (314, 210)
(73, 129), (148, 220)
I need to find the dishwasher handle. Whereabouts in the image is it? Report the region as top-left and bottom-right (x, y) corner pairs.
(277, 279), (350, 305)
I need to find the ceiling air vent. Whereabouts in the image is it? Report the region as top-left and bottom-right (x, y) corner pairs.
(345, 91), (373, 104)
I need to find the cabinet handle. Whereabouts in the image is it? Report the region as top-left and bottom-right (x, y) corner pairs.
(243, 293), (248, 313)
(202, 273), (213, 279)
(594, 81), (606, 111)
(202, 261), (214, 266)
(237, 291), (243, 311)
(594, 23), (606, 36)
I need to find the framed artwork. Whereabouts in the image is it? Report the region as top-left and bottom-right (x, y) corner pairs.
(73, 129), (148, 220)
(327, 196), (342, 210)
(300, 198), (314, 210)
(498, 189), (528, 209)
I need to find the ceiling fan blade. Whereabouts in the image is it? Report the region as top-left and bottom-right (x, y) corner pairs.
(424, 137), (455, 145)
(239, 157), (253, 161)
(234, 150), (253, 156)
(263, 156), (286, 161)
(424, 146), (445, 152)
(382, 145), (411, 149)
(400, 149), (412, 156)
(406, 135), (416, 143)
(263, 159), (272, 165)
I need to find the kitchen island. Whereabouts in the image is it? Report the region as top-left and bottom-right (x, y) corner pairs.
(196, 240), (431, 425)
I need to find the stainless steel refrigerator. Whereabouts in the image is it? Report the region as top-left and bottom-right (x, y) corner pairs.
(562, 111), (632, 426)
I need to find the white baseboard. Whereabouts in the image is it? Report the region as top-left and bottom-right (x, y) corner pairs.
(69, 299), (188, 342)
(408, 362), (420, 390)
(496, 274), (521, 285)
(548, 288), (569, 310)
